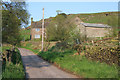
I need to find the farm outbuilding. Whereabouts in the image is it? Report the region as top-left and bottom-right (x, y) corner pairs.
(80, 23), (111, 37)
(75, 17), (112, 38)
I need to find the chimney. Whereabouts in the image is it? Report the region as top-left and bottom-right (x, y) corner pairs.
(31, 17), (33, 28)
(30, 17), (33, 39)
(31, 17), (33, 23)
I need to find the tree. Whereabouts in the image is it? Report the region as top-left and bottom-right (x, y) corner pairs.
(2, 0), (29, 46)
(2, 10), (22, 45)
(46, 13), (87, 51)
(46, 13), (76, 43)
(56, 10), (62, 14)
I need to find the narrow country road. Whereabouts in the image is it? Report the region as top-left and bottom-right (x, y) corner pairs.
(18, 48), (78, 78)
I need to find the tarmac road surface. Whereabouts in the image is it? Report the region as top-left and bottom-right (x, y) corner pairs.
(18, 48), (79, 78)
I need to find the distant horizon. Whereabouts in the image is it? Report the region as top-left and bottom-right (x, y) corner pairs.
(26, 2), (118, 27)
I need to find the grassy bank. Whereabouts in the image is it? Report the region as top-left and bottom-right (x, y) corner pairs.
(38, 47), (118, 78)
(21, 42), (118, 78)
(2, 46), (25, 78)
(20, 42), (40, 54)
(21, 46), (39, 54)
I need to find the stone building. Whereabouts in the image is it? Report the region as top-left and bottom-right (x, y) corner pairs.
(75, 17), (112, 38)
(80, 23), (111, 37)
(30, 16), (112, 40)
(30, 18), (49, 40)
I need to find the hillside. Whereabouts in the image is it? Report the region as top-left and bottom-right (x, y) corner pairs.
(67, 12), (118, 27)
(22, 11), (119, 41)
(26, 11), (119, 29)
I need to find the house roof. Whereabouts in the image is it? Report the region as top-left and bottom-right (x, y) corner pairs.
(80, 23), (111, 28)
(31, 21), (50, 28)
(31, 22), (41, 28)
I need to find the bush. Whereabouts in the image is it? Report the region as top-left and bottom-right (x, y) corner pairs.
(85, 46), (119, 65)
(73, 44), (85, 55)
(2, 47), (25, 78)
(46, 14), (76, 42)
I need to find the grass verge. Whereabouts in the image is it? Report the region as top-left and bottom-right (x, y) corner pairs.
(2, 46), (25, 78)
(20, 46), (39, 54)
(38, 47), (118, 78)
(21, 44), (118, 78)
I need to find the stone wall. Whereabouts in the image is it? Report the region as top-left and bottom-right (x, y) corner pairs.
(77, 24), (86, 35)
(86, 27), (110, 37)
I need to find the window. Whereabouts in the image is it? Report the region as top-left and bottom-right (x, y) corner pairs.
(35, 34), (40, 38)
(35, 28), (40, 31)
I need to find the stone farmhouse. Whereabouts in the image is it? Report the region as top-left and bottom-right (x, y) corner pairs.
(30, 18), (50, 40)
(30, 17), (111, 40)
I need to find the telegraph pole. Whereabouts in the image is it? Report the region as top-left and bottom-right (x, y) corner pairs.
(42, 8), (44, 51)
